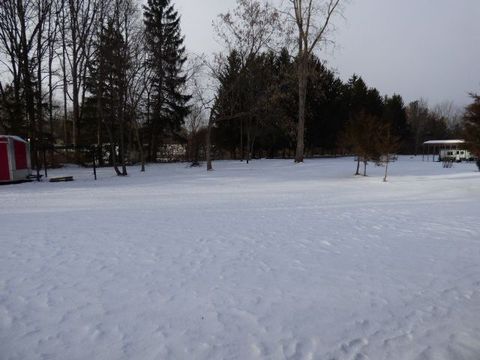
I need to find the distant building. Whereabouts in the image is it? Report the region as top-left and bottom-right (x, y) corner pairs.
(157, 143), (187, 163)
(422, 140), (475, 162)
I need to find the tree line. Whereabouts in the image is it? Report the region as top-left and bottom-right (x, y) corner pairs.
(210, 48), (466, 166)
(0, 0), (478, 176)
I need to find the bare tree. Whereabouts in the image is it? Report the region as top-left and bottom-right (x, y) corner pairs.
(0, 1), (23, 111)
(0, 0), (53, 176)
(342, 112), (379, 176)
(285, 0), (344, 163)
(376, 123), (400, 182)
(214, 0), (281, 163)
(433, 100), (463, 133)
(122, 0), (148, 172)
(189, 55), (218, 171)
(182, 53), (240, 171)
(45, 0), (62, 144)
(200, 59), (244, 171)
(35, 0), (56, 145)
(126, 53), (149, 172)
(90, 0), (144, 176)
(214, 0), (281, 64)
(184, 62), (209, 166)
(63, 0), (101, 147)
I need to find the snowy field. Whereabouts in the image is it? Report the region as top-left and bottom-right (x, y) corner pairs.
(1, 157), (480, 360)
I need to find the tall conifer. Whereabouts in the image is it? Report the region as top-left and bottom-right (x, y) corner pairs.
(143, 0), (190, 161)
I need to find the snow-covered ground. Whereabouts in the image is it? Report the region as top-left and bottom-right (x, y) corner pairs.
(1, 157), (479, 360)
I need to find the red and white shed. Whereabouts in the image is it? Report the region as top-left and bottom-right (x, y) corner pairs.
(0, 136), (32, 183)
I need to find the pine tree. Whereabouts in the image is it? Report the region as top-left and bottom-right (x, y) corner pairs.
(143, 0), (190, 162)
(463, 94), (480, 170)
(214, 51), (289, 160)
(88, 20), (129, 175)
(305, 57), (347, 154)
(0, 83), (27, 136)
(383, 94), (410, 151)
(214, 50), (244, 158)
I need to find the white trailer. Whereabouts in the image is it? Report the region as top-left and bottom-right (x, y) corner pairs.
(423, 139), (477, 162)
(439, 149), (474, 162)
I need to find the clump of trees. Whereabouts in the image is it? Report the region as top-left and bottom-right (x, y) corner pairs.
(406, 99), (463, 155)
(340, 81), (404, 179)
(463, 94), (480, 171)
(286, 0), (344, 163)
(0, 0), (191, 175)
(212, 57), (410, 171)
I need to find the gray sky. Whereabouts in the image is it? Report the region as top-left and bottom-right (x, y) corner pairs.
(174, 0), (480, 108)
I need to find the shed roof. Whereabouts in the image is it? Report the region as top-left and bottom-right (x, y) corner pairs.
(423, 139), (465, 145)
(0, 135), (28, 143)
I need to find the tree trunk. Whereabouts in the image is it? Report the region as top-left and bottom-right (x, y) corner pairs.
(383, 158), (389, 182)
(240, 118), (244, 161)
(48, 39), (54, 164)
(246, 117), (251, 164)
(106, 124), (121, 176)
(61, 5), (69, 152)
(250, 126), (257, 161)
(67, 0), (84, 151)
(70, 23), (79, 149)
(47, 1), (57, 165)
(37, 12), (44, 172)
(119, 114), (127, 176)
(295, 58), (307, 163)
(206, 115), (213, 171)
(151, 130), (158, 163)
(193, 139), (200, 165)
(18, 1), (38, 177)
(133, 119), (145, 172)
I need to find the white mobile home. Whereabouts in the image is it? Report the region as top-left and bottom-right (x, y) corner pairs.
(439, 149), (474, 162)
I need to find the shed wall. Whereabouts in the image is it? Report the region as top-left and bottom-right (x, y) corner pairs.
(0, 142), (11, 181)
(14, 140), (28, 169)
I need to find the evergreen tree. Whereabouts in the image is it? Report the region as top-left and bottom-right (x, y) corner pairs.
(88, 19), (129, 175)
(305, 57), (348, 154)
(214, 50), (296, 159)
(143, 0), (190, 161)
(214, 50), (244, 158)
(383, 94), (410, 152)
(345, 75), (384, 118)
(0, 83), (27, 136)
(341, 76), (385, 174)
(406, 100), (429, 155)
(256, 50), (296, 158)
(463, 94), (480, 170)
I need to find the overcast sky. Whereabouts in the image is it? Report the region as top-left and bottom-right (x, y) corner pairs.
(174, 0), (480, 108)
